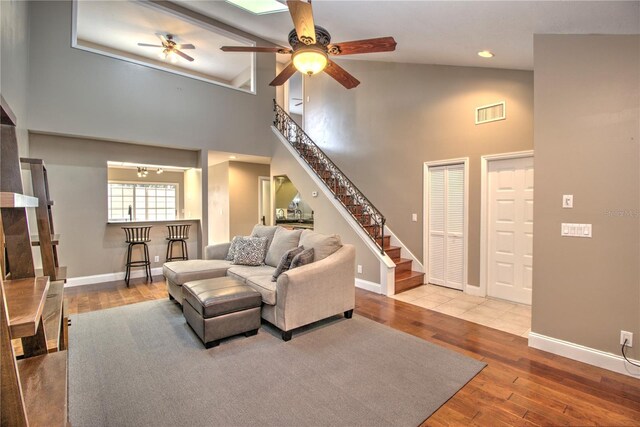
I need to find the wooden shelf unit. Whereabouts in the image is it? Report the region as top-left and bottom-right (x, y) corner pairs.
(0, 192), (39, 208)
(1, 95), (69, 426)
(22, 157), (65, 283)
(4, 276), (50, 338)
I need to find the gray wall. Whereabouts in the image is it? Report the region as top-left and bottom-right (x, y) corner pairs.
(271, 141), (380, 283)
(228, 162), (271, 237)
(29, 133), (200, 278)
(533, 35), (640, 358)
(305, 60), (533, 287)
(1, 0), (30, 155)
(26, 1), (276, 157)
(208, 162), (230, 244)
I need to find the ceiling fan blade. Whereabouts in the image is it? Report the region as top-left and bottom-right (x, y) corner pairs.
(270, 62), (297, 86)
(295, 102), (303, 106)
(174, 49), (195, 62)
(137, 43), (163, 48)
(328, 37), (397, 56)
(221, 46), (292, 54)
(157, 34), (168, 45)
(178, 44), (195, 50)
(287, 0), (315, 45)
(324, 60), (360, 89)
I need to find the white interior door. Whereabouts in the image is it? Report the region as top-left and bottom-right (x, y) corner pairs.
(428, 164), (465, 290)
(487, 156), (534, 304)
(258, 176), (271, 225)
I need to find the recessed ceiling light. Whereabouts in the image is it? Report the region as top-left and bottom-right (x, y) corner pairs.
(229, 155), (237, 159)
(478, 50), (494, 58)
(226, 0), (288, 15)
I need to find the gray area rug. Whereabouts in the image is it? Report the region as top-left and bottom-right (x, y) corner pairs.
(69, 300), (485, 426)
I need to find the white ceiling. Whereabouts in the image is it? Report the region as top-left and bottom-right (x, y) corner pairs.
(76, 0), (254, 84)
(207, 150), (271, 166)
(175, 0), (640, 70)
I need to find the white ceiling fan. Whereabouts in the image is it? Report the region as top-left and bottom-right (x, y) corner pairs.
(138, 34), (196, 63)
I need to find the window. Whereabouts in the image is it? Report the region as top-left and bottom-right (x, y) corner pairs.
(108, 182), (177, 222)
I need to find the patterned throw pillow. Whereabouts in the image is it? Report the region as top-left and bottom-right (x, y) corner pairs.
(232, 237), (269, 266)
(272, 246), (305, 282)
(290, 248), (314, 270)
(225, 236), (244, 261)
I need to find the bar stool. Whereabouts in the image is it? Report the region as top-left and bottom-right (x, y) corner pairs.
(166, 224), (191, 262)
(122, 226), (152, 287)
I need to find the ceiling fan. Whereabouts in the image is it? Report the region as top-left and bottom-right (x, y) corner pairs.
(292, 97), (303, 106)
(138, 34), (196, 63)
(220, 0), (396, 89)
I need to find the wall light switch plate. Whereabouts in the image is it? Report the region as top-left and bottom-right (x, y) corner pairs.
(412, 213), (418, 222)
(357, 265), (363, 274)
(312, 191), (318, 197)
(154, 256), (159, 262)
(561, 223), (592, 238)
(562, 195), (573, 208)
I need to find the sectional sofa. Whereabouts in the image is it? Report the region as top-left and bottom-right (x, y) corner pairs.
(163, 225), (356, 340)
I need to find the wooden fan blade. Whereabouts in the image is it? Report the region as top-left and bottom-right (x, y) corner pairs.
(221, 46), (292, 54)
(178, 44), (195, 50)
(328, 37), (397, 56)
(157, 34), (168, 45)
(137, 43), (163, 48)
(287, 0), (315, 45)
(270, 62), (297, 86)
(324, 60), (360, 89)
(174, 49), (194, 62)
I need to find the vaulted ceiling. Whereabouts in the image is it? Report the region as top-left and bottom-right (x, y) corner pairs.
(175, 0), (640, 70)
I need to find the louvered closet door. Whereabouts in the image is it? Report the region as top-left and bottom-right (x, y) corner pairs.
(428, 164), (465, 290)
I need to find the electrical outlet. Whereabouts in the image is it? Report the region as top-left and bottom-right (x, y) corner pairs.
(621, 331), (633, 347)
(357, 265), (363, 274)
(154, 255), (160, 262)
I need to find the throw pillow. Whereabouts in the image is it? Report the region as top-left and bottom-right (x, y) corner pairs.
(299, 230), (341, 261)
(225, 236), (243, 261)
(232, 236), (269, 266)
(265, 227), (303, 267)
(272, 245), (305, 282)
(290, 248), (314, 270)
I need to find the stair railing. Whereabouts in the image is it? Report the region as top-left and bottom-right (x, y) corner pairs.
(273, 100), (385, 254)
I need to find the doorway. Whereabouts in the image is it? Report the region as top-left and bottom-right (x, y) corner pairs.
(482, 153), (534, 305)
(424, 159), (469, 291)
(258, 176), (271, 225)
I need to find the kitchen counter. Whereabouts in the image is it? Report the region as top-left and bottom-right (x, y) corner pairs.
(276, 221), (314, 230)
(107, 219), (200, 225)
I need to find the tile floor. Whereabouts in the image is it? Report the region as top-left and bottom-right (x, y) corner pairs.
(391, 284), (531, 337)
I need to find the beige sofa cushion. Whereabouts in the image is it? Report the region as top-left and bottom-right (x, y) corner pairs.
(227, 265), (276, 282)
(163, 259), (231, 285)
(250, 224), (278, 251)
(265, 228), (303, 267)
(245, 275), (277, 305)
(299, 230), (342, 261)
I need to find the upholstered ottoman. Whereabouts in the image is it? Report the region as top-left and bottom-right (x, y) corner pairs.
(163, 259), (232, 304)
(182, 277), (262, 349)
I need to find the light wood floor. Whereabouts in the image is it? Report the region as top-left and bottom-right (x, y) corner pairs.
(66, 278), (640, 426)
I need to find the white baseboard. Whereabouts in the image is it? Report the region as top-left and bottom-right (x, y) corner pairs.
(355, 278), (382, 294)
(529, 332), (640, 378)
(464, 284), (485, 297)
(64, 267), (164, 288)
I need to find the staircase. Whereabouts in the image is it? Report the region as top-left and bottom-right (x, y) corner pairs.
(273, 101), (424, 294)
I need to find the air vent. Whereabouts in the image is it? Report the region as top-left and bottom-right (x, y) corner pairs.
(476, 101), (506, 125)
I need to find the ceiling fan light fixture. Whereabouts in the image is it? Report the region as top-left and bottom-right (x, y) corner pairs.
(292, 47), (328, 76)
